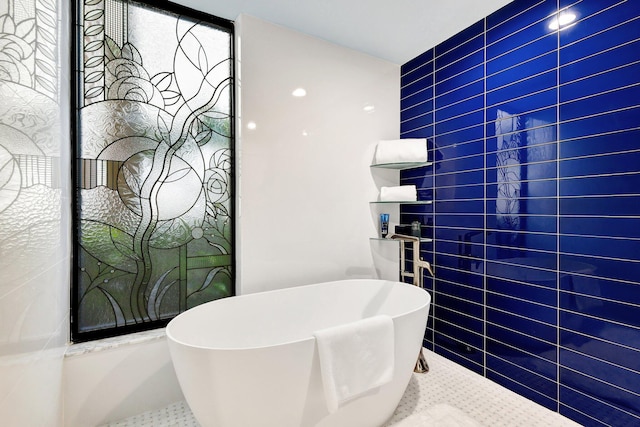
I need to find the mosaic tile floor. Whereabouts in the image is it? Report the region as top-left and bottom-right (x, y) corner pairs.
(104, 349), (579, 427)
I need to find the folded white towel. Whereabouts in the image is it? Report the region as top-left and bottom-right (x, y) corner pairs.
(374, 139), (428, 165)
(380, 185), (417, 202)
(314, 315), (395, 414)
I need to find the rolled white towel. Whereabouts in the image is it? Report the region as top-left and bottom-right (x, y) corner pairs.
(374, 139), (428, 165)
(380, 185), (417, 202)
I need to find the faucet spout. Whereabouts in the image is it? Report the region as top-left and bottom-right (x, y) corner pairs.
(389, 234), (434, 286)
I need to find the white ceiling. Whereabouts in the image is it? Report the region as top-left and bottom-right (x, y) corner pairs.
(171, 0), (514, 64)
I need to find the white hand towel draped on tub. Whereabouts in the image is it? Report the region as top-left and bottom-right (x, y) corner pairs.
(374, 138), (428, 165)
(380, 185), (417, 202)
(313, 315), (395, 414)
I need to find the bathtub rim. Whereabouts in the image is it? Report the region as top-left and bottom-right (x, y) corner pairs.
(165, 278), (431, 352)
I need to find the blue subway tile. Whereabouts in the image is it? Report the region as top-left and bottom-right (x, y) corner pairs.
(488, 276), (557, 306)
(435, 305), (484, 334)
(487, 0), (556, 37)
(402, 48), (434, 76)
(560, 289), (640, 327)
(438, 140), (484, 162)
(435, 319), (485, 350)
(560, 173), (640, 197)
(401, 86), (433, 111)
(560, 2), (640, 47)
(401, 75), (434, 99)
(561, 330), (640, 373)
(487, 18), (556, 62)
(436, 95), (484, 122)
(435, 20), (484, 57)
(487, 303), (556, 334)
(487, 231), (557, 252)
(560, 310), (640, 355)
(487, 339), (557, 380)
(437, 184), (484, 200)
(487, 51), (557, 92)
(434, 212), (484, 228)
(486, 195), (557, 216)
(435, 169), (484, 186)
(560, 150), (640, 177)
(486, 354), (557, 400)
(487, 70), (557, 107)
(560, 195), (640, 217)
(486, 258), (558, 288)
(560, 129), (640, 158)
(559, 107), (640, 139)
(436, 110), (484, 135)
(436, 65), (484, 98)
(437, 266), (484, 289)
(435, 126), (485, 148)
(560, 385), (638, 427)
(402, 63), (433, 88)
(436, 34), (484, 71)
(435, 338), (485, 371)
(401, 113), (434, 134)
(561, 254), (639, 284)
(560, 216), (640, 239)
(560, 235), (640, 261)
(436, 251), (484, 274)
(400, 127), (434, 139)
(560, 84), (640, 122)
(561, 349), (640, 399)
(561, 62), (640, 104)
(487, 214), (557, 233)
(439, 155), (484, 172)
(486, 89), (557, 130)
(436, 50), (484, 83)
(487, 33), (556, 75)
(560, 16), (640, 65)
(436, 79), (484, 109)
(487, 370), (558, 411)
(436, 199), (485, 214)
(402, 99), (434, 122)
(487, 323), (557, 360)
(560, 39), (640, 84)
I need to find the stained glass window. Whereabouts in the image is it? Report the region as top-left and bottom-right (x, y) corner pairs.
(72, 0), (234, 340)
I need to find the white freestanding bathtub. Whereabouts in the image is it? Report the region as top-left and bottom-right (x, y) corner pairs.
(166, 279), (431, 427)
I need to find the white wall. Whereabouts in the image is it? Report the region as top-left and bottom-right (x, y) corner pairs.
(0, 1), (70, 425)
(237, 14), (400, 294)
(61, 14), (400, 426)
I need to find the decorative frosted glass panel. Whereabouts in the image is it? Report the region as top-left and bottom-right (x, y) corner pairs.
(73, 0), (234, 340)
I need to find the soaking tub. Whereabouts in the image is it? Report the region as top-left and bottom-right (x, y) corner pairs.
(166, 279), (431, 427)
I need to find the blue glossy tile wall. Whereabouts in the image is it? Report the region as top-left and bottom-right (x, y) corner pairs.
(400, 1), (640, 425)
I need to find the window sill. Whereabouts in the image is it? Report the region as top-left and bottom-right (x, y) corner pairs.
(65, 328), (166, 358)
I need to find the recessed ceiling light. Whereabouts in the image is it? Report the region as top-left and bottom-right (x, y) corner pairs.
(247, 121), (257, 130)
(363, 104), (375, 113)
(292, 88), (307, 97)
(549, 11), (576, 30)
